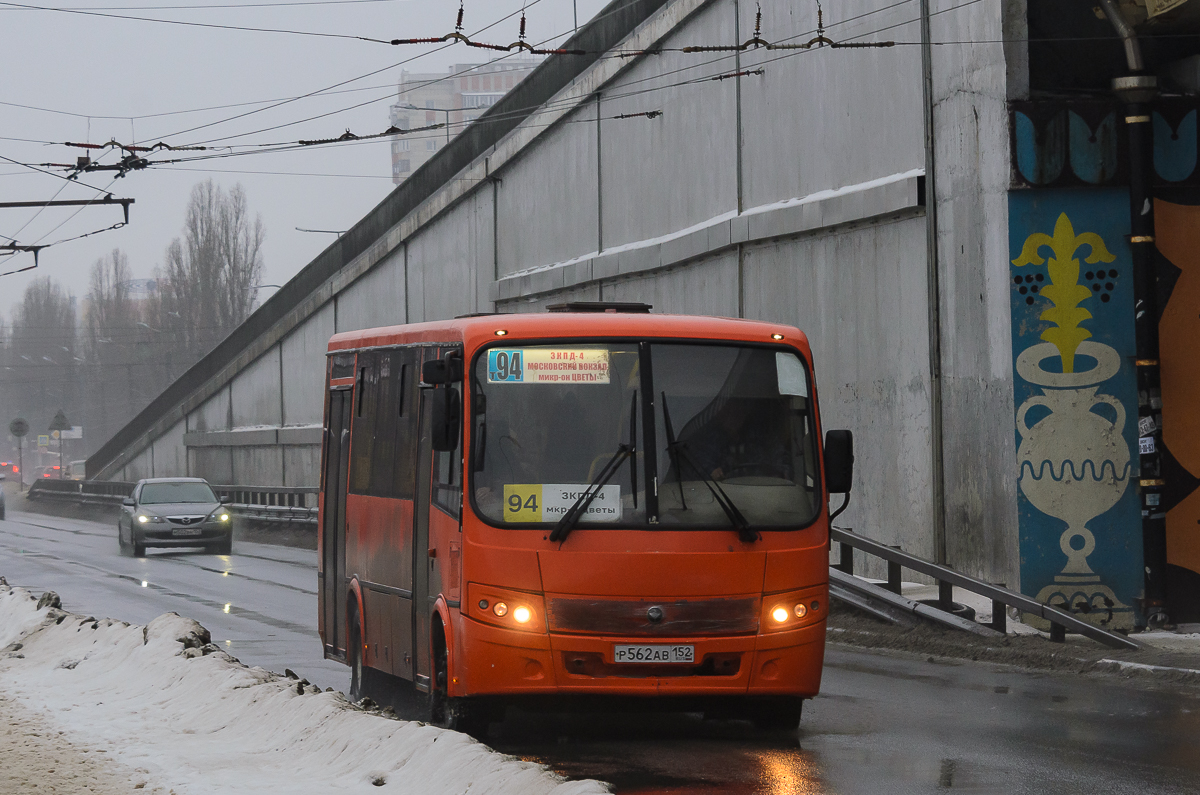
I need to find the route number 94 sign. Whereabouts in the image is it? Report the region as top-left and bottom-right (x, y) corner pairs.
(503, 484), (622, 523)
(487, 349), (610, 384)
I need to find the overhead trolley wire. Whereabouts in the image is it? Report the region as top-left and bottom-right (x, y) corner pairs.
(0, 0), (406, 9)
(148, 0), (553, 143)
(0, 0), (399, 44)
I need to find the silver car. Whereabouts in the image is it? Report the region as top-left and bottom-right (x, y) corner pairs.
(119, 478), (232, 556)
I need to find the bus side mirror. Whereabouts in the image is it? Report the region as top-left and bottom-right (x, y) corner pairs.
(423, 357), (462, 384)
(431, 388), (461, 452)
(824, 430), (854, 493)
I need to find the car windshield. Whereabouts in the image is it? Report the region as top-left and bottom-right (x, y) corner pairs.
(140, 482), (217, 504)
(470, 342), (819, 529)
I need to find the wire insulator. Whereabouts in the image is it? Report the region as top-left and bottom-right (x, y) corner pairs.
(455, 2), (464, 31)
(519, 13), (526, 40)
(754, 4), (762, 38)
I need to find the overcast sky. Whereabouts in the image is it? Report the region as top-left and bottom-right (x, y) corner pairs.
(0, 0), (609, 320)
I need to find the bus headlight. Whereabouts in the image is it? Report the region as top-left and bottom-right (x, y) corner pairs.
(761, 588), (824, 632)
(469, 584), (544, 633)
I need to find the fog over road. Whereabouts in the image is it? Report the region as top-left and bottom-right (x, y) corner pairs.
(3, 507), (1199, 794)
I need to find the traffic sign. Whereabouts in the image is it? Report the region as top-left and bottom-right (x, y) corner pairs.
(49, 409), (71, 432)
(9, 418), (28, 438)
(61, 426), (83, 440)
(37, 434), (49, 448)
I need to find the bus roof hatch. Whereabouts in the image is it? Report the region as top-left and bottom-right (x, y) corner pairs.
(545, 302), (652, 314)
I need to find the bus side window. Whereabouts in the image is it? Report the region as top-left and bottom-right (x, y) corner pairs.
(349, 352), (380, 494)
(392, 355), (418, 499)
(432, 381), (462, 519)
(370, 351), (397, 495)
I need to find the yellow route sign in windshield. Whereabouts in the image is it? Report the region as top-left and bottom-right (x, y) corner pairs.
(487, 348), (610, 384)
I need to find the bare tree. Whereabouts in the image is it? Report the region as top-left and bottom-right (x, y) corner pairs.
(84, 249), (136, 359)
(4, 277), (79, 448)
(153, 180), (264, 359)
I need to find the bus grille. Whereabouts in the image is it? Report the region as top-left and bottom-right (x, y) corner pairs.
(546, 597), (759, 636)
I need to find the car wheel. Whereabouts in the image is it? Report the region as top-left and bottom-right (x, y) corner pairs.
(210, 537), (233, 556)
(133, 539), (146, 557)
(118, 522), (129, 554)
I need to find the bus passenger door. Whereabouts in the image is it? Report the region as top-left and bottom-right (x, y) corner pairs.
(411, 349), (437, 692)
(322, 386), (352, 657)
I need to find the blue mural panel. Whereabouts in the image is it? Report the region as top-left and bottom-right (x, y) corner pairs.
(1009, 189), (1144, 630)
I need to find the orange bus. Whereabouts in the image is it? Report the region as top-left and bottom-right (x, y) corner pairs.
(318, 303), (853, 733)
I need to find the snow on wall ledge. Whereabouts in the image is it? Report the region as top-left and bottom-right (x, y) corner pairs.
(0, 583), (607, 795)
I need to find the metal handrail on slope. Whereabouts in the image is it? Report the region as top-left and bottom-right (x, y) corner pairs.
(831, 527), (1140, 651)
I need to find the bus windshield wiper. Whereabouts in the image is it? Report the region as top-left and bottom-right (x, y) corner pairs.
(549, 443), (631, 543)
(661, 393), (758, 543)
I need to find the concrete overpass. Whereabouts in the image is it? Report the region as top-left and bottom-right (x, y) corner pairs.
(88, 0), (1017, 585)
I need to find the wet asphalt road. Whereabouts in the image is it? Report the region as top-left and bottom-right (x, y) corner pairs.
(0, 507), (347, 690)
(4, 507), (1200, 794)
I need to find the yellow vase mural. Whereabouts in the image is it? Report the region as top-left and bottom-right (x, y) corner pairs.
(1009, 199), (1140, 631)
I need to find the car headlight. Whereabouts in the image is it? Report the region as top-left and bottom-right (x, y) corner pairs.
(137, 514), (164, 524)
(217, 513), (230, 522)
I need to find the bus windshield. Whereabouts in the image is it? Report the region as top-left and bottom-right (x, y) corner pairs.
(470, 342), (820, 530)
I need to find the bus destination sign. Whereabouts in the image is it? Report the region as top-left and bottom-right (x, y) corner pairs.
(487, 348), (610, 385)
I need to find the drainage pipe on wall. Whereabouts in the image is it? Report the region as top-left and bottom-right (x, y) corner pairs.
(1097, 0), (1169, 625)
(919, 0), (947, 566)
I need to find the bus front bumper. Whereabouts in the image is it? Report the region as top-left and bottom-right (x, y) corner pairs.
(453, 617), (825, 699)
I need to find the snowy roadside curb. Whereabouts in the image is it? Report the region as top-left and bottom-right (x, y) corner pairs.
(0, 582), (609, 794)
(1095, 659), (1200, 678)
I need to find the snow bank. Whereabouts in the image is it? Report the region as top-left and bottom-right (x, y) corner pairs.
(0, 583), (608, 795)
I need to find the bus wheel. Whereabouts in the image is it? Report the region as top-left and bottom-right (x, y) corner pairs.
(429, 631), (489, 737)
(348, 608), (365, 703)
(749, 697), (803, 731)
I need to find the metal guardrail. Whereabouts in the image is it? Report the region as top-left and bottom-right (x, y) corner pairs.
(831, 527), (1140, 651)
(25, 479), (318, 526)
(26, 479), (134, 504)
(211, 485), (318, 526)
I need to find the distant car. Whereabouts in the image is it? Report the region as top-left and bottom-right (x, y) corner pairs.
(0, 473), (6, 520)
(68, 460), (87, 481)
(118, 478), (233, 557)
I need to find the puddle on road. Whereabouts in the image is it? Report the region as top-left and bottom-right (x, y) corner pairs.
(490, 711), (828, 794)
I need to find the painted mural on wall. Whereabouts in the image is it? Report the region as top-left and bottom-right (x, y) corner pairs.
(1009, 189), (1143, 630)
(1153, 198), (1200, 624)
